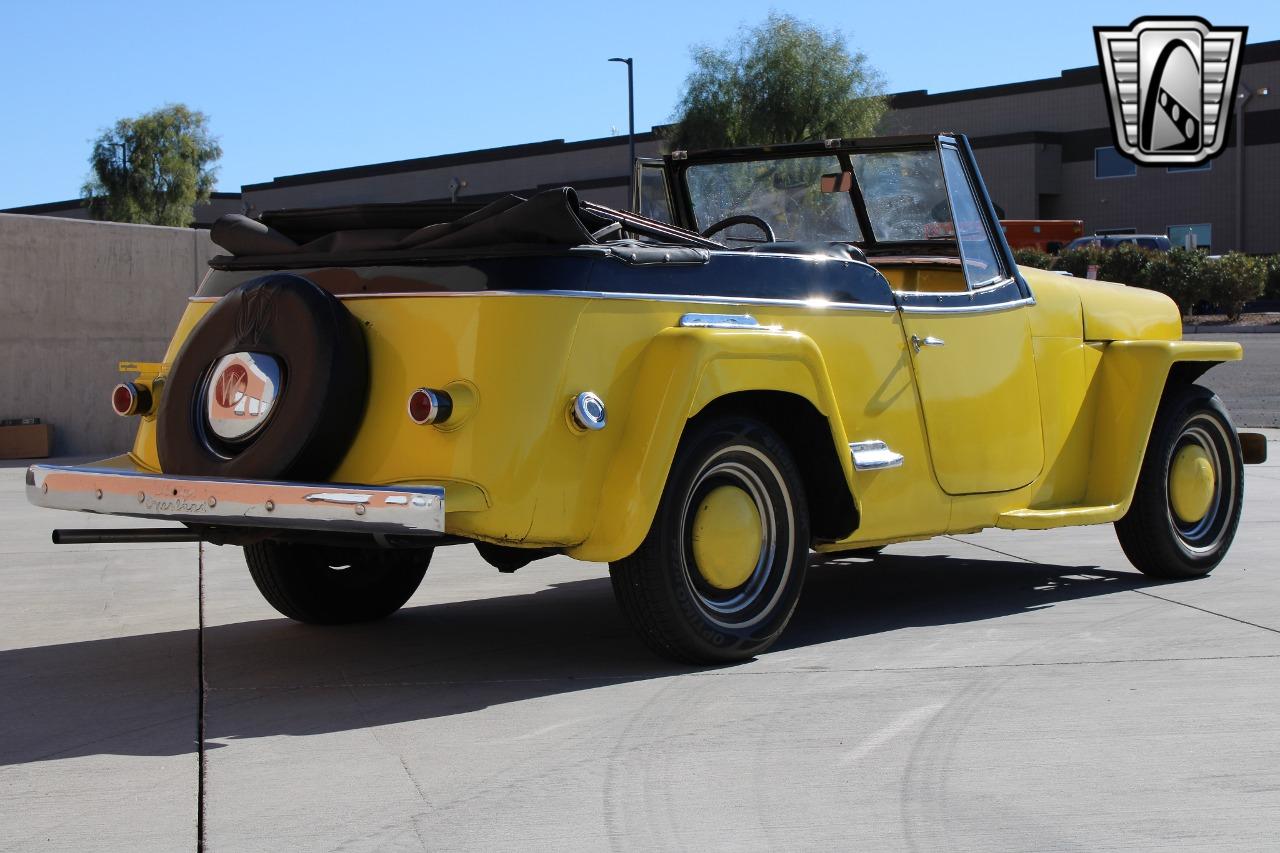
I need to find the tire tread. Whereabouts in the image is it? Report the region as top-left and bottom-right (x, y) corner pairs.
(1114, 383), (1243, 579)
(244, 541), (430, 624)
(610, 415), (810, 663)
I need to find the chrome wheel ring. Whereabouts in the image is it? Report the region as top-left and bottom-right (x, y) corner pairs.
(677, 445), (796, 630)
(1165, 413), (1237, 556)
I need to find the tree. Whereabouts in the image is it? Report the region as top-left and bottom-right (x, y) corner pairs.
(82, 104), (222, 227)
(669, 13), (886, 150)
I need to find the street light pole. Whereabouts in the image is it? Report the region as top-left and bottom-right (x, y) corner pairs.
(1236, 83), (1252, 252)
(609, 57), (635, 204)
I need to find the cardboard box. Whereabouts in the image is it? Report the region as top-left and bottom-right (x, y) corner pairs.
(0, 423), (53, 459)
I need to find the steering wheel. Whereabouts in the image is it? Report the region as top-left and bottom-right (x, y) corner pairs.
(700, 214), (776, 244)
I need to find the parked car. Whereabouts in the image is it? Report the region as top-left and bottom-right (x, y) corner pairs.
(1064, 234), (1173, 252)
(27, 134), (1265, 663)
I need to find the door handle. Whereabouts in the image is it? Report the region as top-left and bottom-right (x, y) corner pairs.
(911, 334), (946, 353)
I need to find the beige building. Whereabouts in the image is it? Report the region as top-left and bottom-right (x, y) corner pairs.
(882, 39), (1280, 253)
(241, 133), (664, 214)
(8, 39), (1278, 252)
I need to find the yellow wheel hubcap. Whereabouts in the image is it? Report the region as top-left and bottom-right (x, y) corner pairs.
(1169, 444), (1216, 523)
(691, 485), (764, 590)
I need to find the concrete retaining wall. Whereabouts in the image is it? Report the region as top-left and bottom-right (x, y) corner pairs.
(0, 214), (217, 455)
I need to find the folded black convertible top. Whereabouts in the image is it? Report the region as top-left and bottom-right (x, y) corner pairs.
(207, 185), (734, 273)
(210, 187), (600, 263)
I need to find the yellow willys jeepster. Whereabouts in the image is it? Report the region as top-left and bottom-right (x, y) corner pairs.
(28, 134), (1266, 662)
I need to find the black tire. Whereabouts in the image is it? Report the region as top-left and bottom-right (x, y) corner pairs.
(244, 541), (432, 624)
(610, 416), (810, 663)
(157, 274), (368, 480)
(1115, 383), (1244, 579)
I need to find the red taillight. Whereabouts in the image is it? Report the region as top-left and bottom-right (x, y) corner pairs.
(112, 382), (152, 417)
(407, 388), (453, 425)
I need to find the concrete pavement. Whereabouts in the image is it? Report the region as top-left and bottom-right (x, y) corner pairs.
(2, 435), (1278, 851)
(1198, 333), (1280, 428)
(0, 466), (198, 851)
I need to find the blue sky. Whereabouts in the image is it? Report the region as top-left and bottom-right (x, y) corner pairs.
(1, 0), (1274, 208)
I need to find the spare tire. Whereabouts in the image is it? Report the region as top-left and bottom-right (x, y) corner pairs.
(157, 273), (368, 481)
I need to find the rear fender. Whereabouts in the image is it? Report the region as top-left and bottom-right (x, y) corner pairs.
(566, 326), (857, 562)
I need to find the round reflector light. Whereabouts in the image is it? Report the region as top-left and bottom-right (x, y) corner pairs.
(407, 388), (453, 425)
(112, 383), (151, 417)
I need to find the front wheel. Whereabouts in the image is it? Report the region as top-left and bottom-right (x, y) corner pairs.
(1114, 384), (1244, 579)
(610, 416), (810, 663)
(244, 541), (432, 624)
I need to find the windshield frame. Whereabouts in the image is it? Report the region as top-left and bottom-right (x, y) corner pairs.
(664, 133), (1027, 297)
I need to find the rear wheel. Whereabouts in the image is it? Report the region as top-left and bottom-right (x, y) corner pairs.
(1114, 384), (1243, 579)
(610, 416), (810, 663)
(244, 541), (432, 623)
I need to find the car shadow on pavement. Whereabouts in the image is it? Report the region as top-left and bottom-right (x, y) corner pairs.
(782, 551), (1133, 650)
(0, 551), (1159, 767)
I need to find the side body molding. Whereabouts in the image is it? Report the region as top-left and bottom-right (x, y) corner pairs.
(567, 326), (858, 562)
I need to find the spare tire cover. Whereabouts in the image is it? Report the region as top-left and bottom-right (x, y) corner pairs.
(157, 274), (368, 480)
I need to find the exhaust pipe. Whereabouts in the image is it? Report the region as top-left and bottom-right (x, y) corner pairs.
(52, 528), (203, 545)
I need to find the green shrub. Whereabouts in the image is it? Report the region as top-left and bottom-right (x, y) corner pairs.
(1143, 248), (1210, 317)
(1099, 242), (1153, 285)
(1263, 254), (1280, 301)
(1051, 245), (1107, 278)
(1012, 247), (1054, 269)
(1208, 252), (1266, 322)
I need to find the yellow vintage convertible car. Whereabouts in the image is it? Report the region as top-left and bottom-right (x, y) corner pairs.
(27, 134), (1266, 662)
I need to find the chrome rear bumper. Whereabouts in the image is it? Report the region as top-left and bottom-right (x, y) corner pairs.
(26, 458), (445, 535)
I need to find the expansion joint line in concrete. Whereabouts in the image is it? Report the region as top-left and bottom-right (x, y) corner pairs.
(943, 535), (1280, 638)
(197, 541), (207, 852)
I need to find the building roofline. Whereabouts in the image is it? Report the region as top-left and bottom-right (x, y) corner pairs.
(0, 198), (86, 214)
(243, 128), (668, 192)
(1, 191), (240, 215)
(888, 37), (1280, 109)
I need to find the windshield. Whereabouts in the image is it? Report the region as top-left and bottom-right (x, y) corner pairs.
(683, 147), (965, 246)
(849, 150), (951, 242)
(685, 155), (864, 243)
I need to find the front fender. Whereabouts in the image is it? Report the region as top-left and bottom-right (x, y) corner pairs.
(566, 326), (857, 562)
(1002, 338), (1243, 530)
(1086, 339), (1242, 510)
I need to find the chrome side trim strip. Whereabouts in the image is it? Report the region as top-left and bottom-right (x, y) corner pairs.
(897, 295), (1036, 315)
(850, 440), (905, 471)
(522, 290), (899, 312)
(26, 464), (446, 535)
(192, 289), (901, 312)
